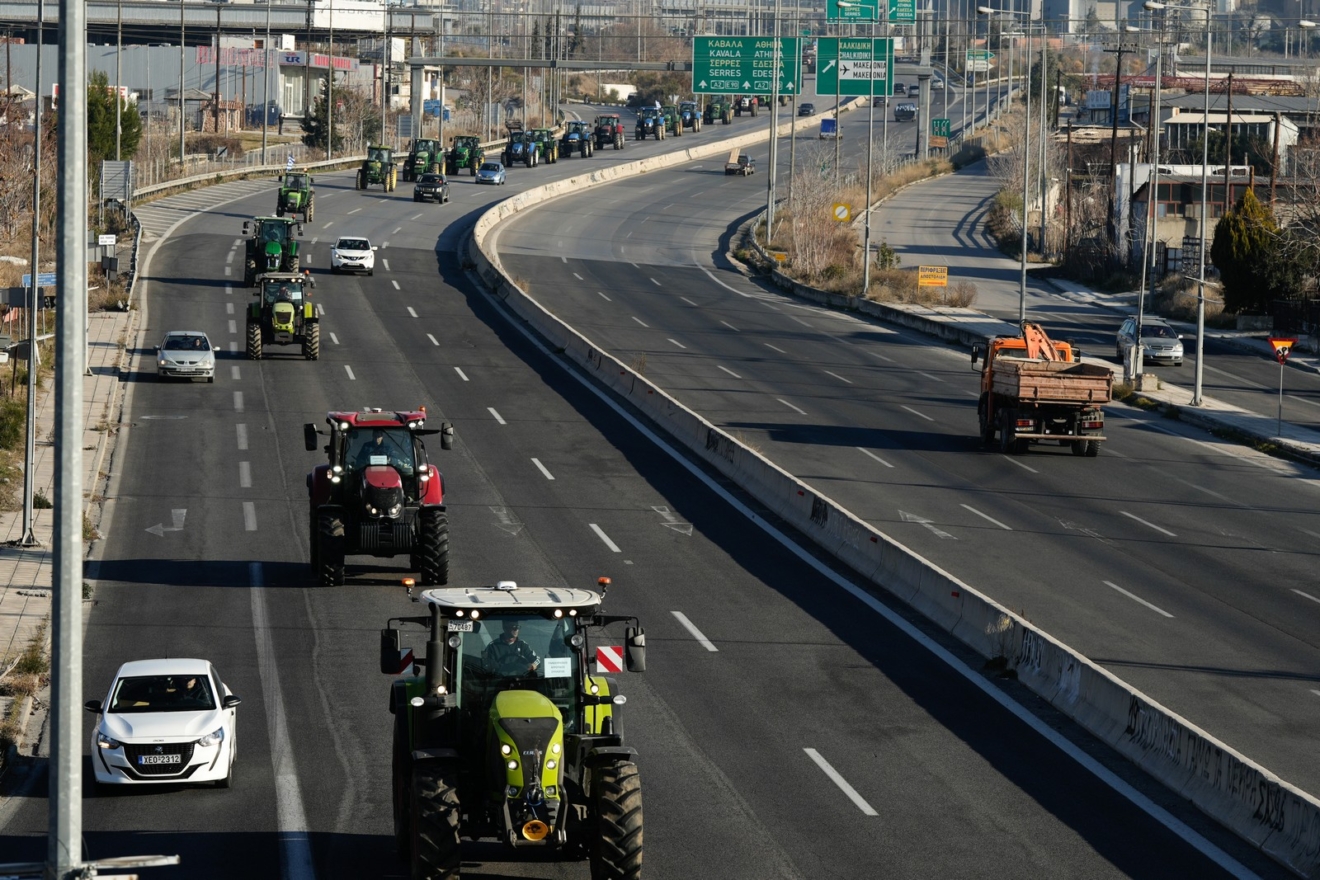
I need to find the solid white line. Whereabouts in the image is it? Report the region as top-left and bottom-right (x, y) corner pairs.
(857, 447), (894, 468)
(1121, 511), (1177, 537)
(230, 365), (241, 381)
(344, 365), (356, 381)
(721, 321), (738, 331)
(1103, 581), (1175, 618)
(681, 296), (698, 306)
(632, 316), (649, 327)
(589, 523), (621, 552)
(961, 504), (1012, 531)
(824, 370), (852, 384)
(803, 749), (878, 816)
(249, 562), (317, 880)
(765, 343), (786, 354)
(531, 458), (555, 480)
(488, 407), (506, 425)
(233, 391), (244, 412)
(777, 398), (806, 415)
(671, 611), (718, 652)
(597, 291), (612, 301)
(1292, 589), (1320, 605)
(329, 333), (340, 345)
(668, 338), (686, 349)
(493, 272), (1259, 879)
(239, 461), (251, 488)
(391, 280), (401, 290)
(407, 306), (418, 318)
(901, 405), (934, 422)
(428, 334), (440, 346)
(455, 367), (469, 381)
(243, 501), (257, 531)
(236, 424), (248, 451)
(1286, 394), (1320, 409)
(718, 365), (742, 379)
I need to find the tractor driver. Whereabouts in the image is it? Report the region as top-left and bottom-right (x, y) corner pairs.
(482, 620), (540, 677)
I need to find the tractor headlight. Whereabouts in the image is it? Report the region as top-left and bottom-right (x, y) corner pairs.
(501, 743), (513, 756)
(546, 759), (557, 770)
(387, 503), (402, 517)
(197, 726), (225, 748)
(339, 421), (350, 431)
(551, 743), (561, 755)
(447, 634), (462, 649)
(96, 731), (121, 750)
(332, 465), (343, 474)
(367, 506), (377, 515)
(507, 760), (518, 771)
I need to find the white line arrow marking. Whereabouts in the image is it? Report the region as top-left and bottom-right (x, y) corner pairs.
(491, 507), (524, 536)
(146, 509), (187, 536)
(899, 510), (956, 539)
(652, 506), (693, 536)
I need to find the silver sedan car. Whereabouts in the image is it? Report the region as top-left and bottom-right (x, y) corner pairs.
(156, 330), (217, 382)
(1116, 316), (1184, 367)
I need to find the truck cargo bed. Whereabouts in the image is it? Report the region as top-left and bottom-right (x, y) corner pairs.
(990, 358), (1112, 404)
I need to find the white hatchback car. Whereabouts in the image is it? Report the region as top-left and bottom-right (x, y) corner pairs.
(331, 236), (376, 275)
(156, 330), (217, 382)
(85, 658), (240, 788)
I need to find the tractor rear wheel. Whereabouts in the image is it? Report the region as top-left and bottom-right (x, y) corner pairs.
(411, 764), (461, 880)
(316, 509), (345, 586)
(303, 322), (320, 360)
(418, 507), (450, 586)
(246, 321), (262, 360)
(591, 761), (642, 880)
(306, 201), (314, 222)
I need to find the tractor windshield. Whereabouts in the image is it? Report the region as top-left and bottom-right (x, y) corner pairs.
(260, 222), (288, 243)
(345, 426), (418, 476)
(456, 615), (583, 732)
(286, 174), (308, 190)
(261, 280), (305, 304)
(368, 147), (389, 162)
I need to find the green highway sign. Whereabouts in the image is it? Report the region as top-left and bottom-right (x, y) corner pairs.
(967, 49), (994, 60)
(815, 37), (894, 98)
(828, 0), (883, 21)
(931, 117), (951, 138)
(891, 0), (915, 21)
(692, 36), (801, 95)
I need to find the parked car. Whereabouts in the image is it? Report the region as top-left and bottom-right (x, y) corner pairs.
(156, 330), (217, 383)
(476, 161), (507, 185)
(798, 102), (816, 116)
(330, 235), (377, 275)
(413, 172), (450, 204)
(85, 658), (241, 788)
(1116, 316), (1184, 366)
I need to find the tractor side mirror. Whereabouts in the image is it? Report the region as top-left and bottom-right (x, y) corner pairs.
(297, 224), (305, 237)
(242, 222), (251, 235)
(304, 422), (320, 452)
(624, 626), (646, 673)
(379, 627), (401, 674)
(441, 422), (454, 451)
(970, 345), (981, 365)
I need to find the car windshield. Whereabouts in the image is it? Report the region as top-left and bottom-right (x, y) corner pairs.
(481, 163), (501, 172)
(337, 239), (369, 252)
(456, 615), (583, 732)
(110, 674), (216, 713)
(163, 335), (209, 352)
(345, 426), (416, 474)
(1143, 325), (1177, 339)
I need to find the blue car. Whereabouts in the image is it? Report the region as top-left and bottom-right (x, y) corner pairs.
(476, 161), (507, 186)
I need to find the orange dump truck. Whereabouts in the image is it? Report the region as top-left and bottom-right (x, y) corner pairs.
(971, 323), (1113, 456)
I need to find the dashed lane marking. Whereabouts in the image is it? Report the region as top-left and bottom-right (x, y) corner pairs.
(589, 524), (621, 552)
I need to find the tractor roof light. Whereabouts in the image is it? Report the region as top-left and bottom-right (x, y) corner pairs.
(338, 421), (350, 431)
(553, 609), (564, 619)
(470, 610), (481, 619)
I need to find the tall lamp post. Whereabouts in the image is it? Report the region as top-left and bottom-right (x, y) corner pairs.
(838, 0), (885, 296)
(979, 6), (1038, 325)
(1145, 0), (1212, 404)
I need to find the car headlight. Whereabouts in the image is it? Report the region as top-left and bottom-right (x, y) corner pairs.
(158, 359), (167, 367)
(197, 726), (225, 748)
(96, 731), (121, 749)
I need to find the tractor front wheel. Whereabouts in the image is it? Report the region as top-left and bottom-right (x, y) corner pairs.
(356, 170), (365, 190)
(411, 764), (461, 880)
(303, 322), (320, 360)
(246, 321), (262, 360)
(316, 509), (345, 586)
(591, 761), (643, 880)
(418, 507), (450, 586)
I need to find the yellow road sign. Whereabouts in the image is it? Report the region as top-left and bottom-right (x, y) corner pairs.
(832, 202), (852, 222)
(918, 265), (948, 287)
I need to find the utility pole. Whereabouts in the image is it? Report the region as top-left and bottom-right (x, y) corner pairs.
(328, 0), (334, 160)
(1223, 68), (1233, 214)
(261, 0), (270, 163)
(115, 0), (122, 159)
(21, 0), (43, 549)
(1106, 37), (1125, 245)
(213, 3), (221, 135)
(179, 0), (186, 164)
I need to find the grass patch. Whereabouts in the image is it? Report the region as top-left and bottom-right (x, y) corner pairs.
(0, 623), (48, 757)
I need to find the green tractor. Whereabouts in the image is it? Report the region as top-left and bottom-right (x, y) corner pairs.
(530, 128), (559, 164)
(357, 145), (398, 192)
(277, 169), (315, 221)
(405, 139), (443, 182)
(382, 577), (645, 880)
(242, 217), (302, 286)
(245, 271), (319, 360)
(446, 136), (484, 176)
(660, 105), (684, 137)
(703, 100), (732, 125)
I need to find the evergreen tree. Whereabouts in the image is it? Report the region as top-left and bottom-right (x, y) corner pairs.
(1210, 188), (1277, 314)
(569, 5), (583, 58)
(301, 80), (343, 153)
(87, 70), (143, 164)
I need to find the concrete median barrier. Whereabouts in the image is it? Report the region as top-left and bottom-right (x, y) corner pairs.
(467, 119), (1320, 877)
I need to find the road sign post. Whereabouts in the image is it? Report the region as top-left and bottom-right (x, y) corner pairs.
(918, 266), (948, 287)
(1269, 337), (1297, 436)
(692, 37), (800, 95)
(816, 37), (894, 98)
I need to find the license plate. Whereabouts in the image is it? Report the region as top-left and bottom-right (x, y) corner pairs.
(138, 754), (182, 765)
(447, 621), (473, 633)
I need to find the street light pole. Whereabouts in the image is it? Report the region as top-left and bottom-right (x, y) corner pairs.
(180, 0), (186, 165)
(262, 0), (270, 164)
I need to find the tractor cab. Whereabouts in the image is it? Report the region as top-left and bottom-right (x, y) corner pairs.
(283, 171), (311, 193)
(368, 145), (393, 164)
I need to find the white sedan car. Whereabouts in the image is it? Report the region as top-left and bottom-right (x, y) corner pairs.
(85, 658), (240, 788)
(331, 235), (376, 275)
(156, 330), (217, 383)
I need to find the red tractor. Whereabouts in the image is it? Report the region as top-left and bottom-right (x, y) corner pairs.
(305, 409), (454, 587)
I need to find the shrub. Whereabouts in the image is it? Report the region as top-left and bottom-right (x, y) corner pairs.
(0, 398), (25, 451)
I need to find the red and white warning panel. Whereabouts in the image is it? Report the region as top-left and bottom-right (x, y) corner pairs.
(393, 647), (414, 676)
(595, 645), (623, 674)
